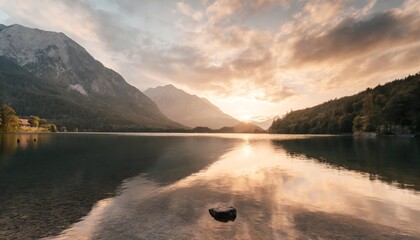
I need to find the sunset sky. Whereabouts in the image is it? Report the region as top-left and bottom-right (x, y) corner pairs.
(0, 0), (419, 121)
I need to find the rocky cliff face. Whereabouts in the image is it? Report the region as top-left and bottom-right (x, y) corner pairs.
(0, 24), (183, 130)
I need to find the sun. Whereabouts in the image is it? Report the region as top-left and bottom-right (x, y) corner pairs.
(239, 114), (253, 122)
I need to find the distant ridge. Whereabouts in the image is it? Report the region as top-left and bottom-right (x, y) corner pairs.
(144, 84), (240, 129)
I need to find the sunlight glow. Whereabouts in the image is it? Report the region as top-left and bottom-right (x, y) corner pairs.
(241, 135), (251, 156)
(239, 114), (253, 122)
(242, 144), (251, 156)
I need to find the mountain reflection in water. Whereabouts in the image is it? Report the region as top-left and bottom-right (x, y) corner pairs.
(0, 133), (238, 239)
(271, 136), (420, 191)
(0, 133), (419, 239)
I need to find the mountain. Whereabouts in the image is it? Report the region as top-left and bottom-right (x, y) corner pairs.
(0, 24), (183, 131)
(193, 122), (265, 133)
(144, 84), (240, 129)
(220, 122), (266, 133)
(249, 116), (278, 130)
(269, 73), (420, 134)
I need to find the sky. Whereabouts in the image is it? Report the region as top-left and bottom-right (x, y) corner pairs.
(0, 0), (419, 122)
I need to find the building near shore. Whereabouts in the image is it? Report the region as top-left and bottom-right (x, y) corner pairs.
(19, 119), (30, 127)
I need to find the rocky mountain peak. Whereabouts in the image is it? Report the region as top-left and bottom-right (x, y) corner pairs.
(0, 24), (126, 98)
(0, 24), (72, 66)
(0, 24), (183, 130)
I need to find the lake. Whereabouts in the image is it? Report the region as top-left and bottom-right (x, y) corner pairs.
(0, 133), (419, 239)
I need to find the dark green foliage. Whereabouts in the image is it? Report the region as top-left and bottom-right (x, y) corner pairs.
(0, 104), (20, 132)
(39, 118), (47, 126)
(28, 115), (40, 127)
(0, 104), (59, 132)
(45, 124), (57, 132)
(0, 57), (181, 131)
(269, 73), (420, 134)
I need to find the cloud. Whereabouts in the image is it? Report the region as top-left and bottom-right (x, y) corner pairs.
(176, 2), (203, 21)
(205, 0), (243, 24)
(82, 0), (420, 102)
(192, 11), (203, 21)
(205, 0), (290, 26)
(301, 0), (347, 25)
(177, 2), (192, 16)
(326, 43), (420, 89)
(129, 22), (297, 102)
(0, 0), (146, 67)
(0, 0), (418, 116)
(282, 1), (420, 91)
(291, 10), (420, 66)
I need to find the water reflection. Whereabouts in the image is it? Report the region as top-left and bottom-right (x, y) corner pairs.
(0, 133), (238, 239)
(271, 136), (420, 191)
(48, 136), (420, 240)
(0, 133), (49, 160)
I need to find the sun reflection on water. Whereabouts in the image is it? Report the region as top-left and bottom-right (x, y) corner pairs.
(47, 137), (420, 239)
(241, 144), (251, 156)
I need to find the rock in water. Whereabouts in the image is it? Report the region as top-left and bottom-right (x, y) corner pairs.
(209, 205), (237, 222)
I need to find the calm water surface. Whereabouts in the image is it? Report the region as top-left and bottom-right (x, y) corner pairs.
(0, 133), (419, 239)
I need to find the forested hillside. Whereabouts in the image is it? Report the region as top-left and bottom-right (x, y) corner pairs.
(0, 24), (183, 131)
(269, 73), (420, 134)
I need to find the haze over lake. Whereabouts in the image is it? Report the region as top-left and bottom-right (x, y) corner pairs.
(1, 1), (419, 239)
(1, 133), (419, 239)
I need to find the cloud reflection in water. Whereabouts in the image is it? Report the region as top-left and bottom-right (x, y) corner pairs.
(49, 137), (420, 239)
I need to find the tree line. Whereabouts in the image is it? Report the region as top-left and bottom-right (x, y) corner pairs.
(269, 73), (420, 134)
(0, 104), (58, 133)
